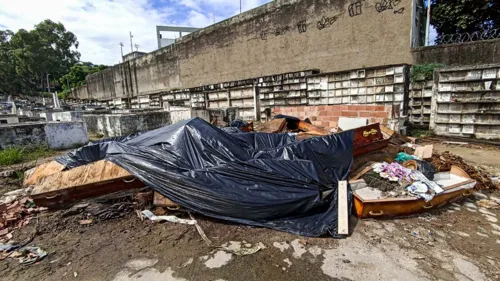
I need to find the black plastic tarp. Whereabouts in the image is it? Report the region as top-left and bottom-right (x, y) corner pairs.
(57, 118), (354, 237)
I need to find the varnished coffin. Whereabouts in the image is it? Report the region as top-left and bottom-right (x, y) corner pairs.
(353, 166), (476, 218)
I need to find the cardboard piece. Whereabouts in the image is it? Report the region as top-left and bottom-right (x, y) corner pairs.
(414, 145), (433, 159)
(338, 117), (368, 131)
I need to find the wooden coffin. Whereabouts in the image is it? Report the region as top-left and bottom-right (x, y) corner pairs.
(29, 160), (145, 208)
(353, 166), (476, 218)
(350, 123), (389, 157)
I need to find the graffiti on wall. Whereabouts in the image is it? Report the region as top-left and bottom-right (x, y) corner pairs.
(317, 16), (338, 30)
(348, 1), (363, 17)
(375, 0), (404, 14)
(274, 25), (291, 36)
(261, 25), (292, 40)
(297, 20), (307, 33)
(259, 0), (404, 39)
(260, 30), (269, 40)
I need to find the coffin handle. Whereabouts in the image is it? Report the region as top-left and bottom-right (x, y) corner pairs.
(368, 210), (384, 216)
(45, 193), (59, 200)
(123, 178), (135, 183)
(423, 203), (434, 209)
(462, 190), (473, 196)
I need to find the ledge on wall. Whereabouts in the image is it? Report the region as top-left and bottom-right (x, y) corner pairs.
(411, 39), (500, 66)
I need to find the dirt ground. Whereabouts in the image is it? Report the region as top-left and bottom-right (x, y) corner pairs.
(1, 143), (500, 281)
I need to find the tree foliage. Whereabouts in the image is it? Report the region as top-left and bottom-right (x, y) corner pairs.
(0, 20), (81, 95)
(431, 0), (500, 39)
(59, 62), (107, 94)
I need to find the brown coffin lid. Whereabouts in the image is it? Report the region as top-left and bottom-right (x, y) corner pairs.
(23, 160), (65, 187)
(30, 160), (133, 196)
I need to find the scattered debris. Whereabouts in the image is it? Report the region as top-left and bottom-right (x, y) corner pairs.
(190, 213), (212, 247)
(141, 210), (196, 225)
(430, 151), (496, 190)
(219, 241), (266, 256)
(14, 246), (47, 265)
(414, 145), (433, 159)
(477, 199), (500, 209)
(12, 115), (499, 246)
(79, 219), (93, 225)
(0, 191), (47, 236)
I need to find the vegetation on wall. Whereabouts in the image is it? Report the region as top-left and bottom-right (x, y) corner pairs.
(411, 63), (445, 82)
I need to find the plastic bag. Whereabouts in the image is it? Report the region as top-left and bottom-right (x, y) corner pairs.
(56, 118), (355, 237)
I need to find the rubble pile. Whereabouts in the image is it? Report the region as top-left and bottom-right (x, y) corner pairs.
(430, 151), (496, 190)
(0, 189), (47, 242)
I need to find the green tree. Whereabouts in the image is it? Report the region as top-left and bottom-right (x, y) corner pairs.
(0, 19), (80, 95)
(431, 0), (500, 40)
(0, 30), (22, 95)
(59, 62), (107, 94)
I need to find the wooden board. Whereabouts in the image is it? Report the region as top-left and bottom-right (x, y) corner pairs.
(297, 121), (330, 135)
(258, 118), (287, 133)
(350, 162), (376, 181)
(23, 160), (65, 187)
(380, 125), (412, 145)
(337, 181), (349, 235)
(153, 192), (180, 208)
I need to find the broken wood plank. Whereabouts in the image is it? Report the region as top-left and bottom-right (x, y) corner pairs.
(380, 125), (412, 144)
(258, 118), (287, 133)
(337, 180), (349, 235)
(350, 162), (375, 181)
(153, 192), (180, 209)
(297, 121), (330, 135)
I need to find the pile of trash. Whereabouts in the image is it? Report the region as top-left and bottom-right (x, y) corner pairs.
(2, 116), (498, 242)
(0, 188), (49, 265)
(0, 188), (47, 241)
(430, 151), (497, 190)
(24, 118), (358, 238)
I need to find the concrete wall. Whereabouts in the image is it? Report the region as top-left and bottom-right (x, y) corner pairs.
(0, 122), (88, 149)
(0, 123), (46, 149)
(78, 0), (413, 101)
(39, 111), (84, 122)
(412, 39), (500, 66)
(44, 122), (89, 149)
(170, 110), (210, 124)
(39, 112), (52, 121)
(84, 111), (171, 137)
(69, 85), (89, 100)
(429, 64), (500, 139)
(51, 111), (85, 122)
(0, 115), (19, 124)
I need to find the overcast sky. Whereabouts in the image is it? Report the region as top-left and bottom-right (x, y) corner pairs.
(0, 0), (271, 65)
